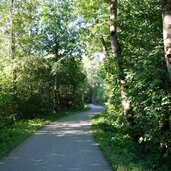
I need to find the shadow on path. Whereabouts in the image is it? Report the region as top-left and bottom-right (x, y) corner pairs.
(0, 104), (112, 171)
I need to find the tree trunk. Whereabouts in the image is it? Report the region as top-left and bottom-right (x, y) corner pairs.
(53, 75), (60, 113)
(160, 0), (171, 152)
(10, 0), (17, 122)
(10, 0), (17, 95)
(109, 0), (131, 115)
(53, 41), (60, 113)
(101, 36), (109, 56)
(161, 0), (171, 80)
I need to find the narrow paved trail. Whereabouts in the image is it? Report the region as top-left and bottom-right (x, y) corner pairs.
(0, 104), (112, 171)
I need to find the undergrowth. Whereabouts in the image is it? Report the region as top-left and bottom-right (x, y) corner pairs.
(0, 105), (90, 158)
(92, 113), (170, 171)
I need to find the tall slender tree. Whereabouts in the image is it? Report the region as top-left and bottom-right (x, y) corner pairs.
(161, 0), (171, 80)
(109, 0), (130, 115)
(10, 0), (17, 96)
(40, 0), (85, 112)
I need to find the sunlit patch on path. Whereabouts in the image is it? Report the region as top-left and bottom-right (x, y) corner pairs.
(0, 104), (112, 171)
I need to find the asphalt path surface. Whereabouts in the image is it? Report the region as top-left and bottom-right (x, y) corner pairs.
(0, 104), (112, 171)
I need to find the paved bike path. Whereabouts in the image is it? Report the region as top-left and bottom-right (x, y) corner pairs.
(0, 104), (112, 171)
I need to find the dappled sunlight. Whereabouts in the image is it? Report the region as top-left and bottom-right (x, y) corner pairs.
(34, 108), (104, 137)
(35, 120), (92, 136)
(0, 105), (111, 171)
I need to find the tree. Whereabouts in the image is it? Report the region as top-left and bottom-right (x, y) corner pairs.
(40, 0), (85, 112)
(76, 0), (171, 168)
(161, 0), (171, 80)
(109, 0), (131, 115)
(83, 55), (106, 104)
(10, 0), (17, 96)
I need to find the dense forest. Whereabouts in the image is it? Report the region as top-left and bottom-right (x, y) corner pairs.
(0, 0), (86, 122)
(0, 0), (171, 170)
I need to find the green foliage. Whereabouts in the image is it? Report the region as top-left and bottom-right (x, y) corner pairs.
(0, 106), (90, 158)
(52, 56), (86, 109)
(92, 114), (143, 171)
(76, 0), (171, 169)
(116, 1), (171, 167)
(92, 113), (171, 171)
(0, 0), (86, 135)
(1, 0), (171, 169)
(83, 56), (106, 104)
(0, 119), (47, 158)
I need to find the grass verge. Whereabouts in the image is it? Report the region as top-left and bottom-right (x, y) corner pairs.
(0, 105), (90, 158)
(92, 113), (167, 171)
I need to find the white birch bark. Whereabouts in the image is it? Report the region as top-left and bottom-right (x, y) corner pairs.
(161, 0), (171, 80)
(109, 0), (131, 115)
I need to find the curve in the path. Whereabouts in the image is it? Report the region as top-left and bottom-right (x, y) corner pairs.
(0, 104), (112, 171)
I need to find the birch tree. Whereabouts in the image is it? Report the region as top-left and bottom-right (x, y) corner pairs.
(109, 0), (131, 115)
(161, 0), (171, 80)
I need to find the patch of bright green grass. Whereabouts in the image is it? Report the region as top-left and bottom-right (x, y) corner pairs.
(92, 113), (155, 171)
(0, 105), (90, 158)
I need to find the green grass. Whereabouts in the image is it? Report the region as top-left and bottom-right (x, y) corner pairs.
(92, 113), (170, 171)
(0, 105), (90, 158)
